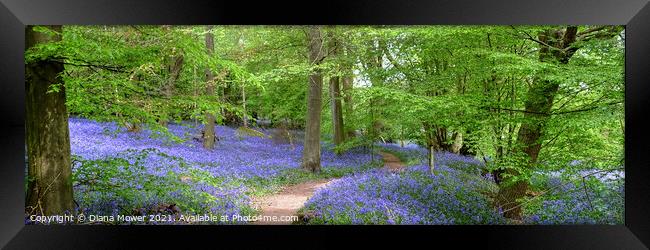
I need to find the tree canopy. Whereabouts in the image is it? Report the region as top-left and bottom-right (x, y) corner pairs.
(25, 25), (624, 222)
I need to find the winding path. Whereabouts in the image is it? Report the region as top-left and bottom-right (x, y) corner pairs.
(380, 151), (406, 172)
(251, 179), (335, 225)
(251, 151), (405, 225)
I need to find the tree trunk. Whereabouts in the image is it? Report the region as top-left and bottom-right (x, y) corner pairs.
(459, 131), (476, 156)
(160, 53), (184, 126)
(433, 126), (454, 152)
(203, 25), (217, 149)
(423, 121), (436, 172)
(342, 74), (355, 139)
(328, 30), (344, 146)
(301, 26), (325, 173)
(428, 145), (435, 173)
(157, 25), (183, 126)
(450, 132), (463, 154)
(500, 28), (622, 214)
(242, 84), (248, 128)
(25, 25), (74, 216)
(165, 55), (184, 97)
(498, 78), (560, 219)
(497, 27), (576, 220)
(330, 76), (345, 146)
(341, 40), (355, 140)
(239, 31), (248, 128)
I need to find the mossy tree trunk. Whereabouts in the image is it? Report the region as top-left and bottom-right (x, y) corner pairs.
(498, 26), (587, 220)
(25, 25), (74, 216)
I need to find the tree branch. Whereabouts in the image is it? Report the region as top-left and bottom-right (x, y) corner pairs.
(480, 101), (622, 116)
(509, 25), (559, 51)
(577, 26), (607, 38)
(50, 57), (129, 73)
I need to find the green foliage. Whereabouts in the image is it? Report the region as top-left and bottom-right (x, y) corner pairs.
(31, 25), (624, 216)
(235, 126), (268, 140)
(379, 147), (422, 166)
(71, 149), (250, 221)
(524, 168), (624, 224)
(332, 136), (373, 155)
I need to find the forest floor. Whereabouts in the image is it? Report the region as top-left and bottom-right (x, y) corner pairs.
(251, 151), (405, 225)
(380, 151), (406, 172)
(61, 118), (624, 225)
(251, 179), (335, 225)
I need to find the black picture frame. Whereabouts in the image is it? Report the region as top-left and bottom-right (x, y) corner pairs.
(1, 0), (649, 248)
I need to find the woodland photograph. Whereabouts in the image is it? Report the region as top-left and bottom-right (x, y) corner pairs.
(25, 25), (624, 225)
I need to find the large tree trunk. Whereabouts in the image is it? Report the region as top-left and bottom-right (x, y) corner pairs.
(25, 25), (74, 216)
(498, 78), (560, 219)
(498, 27), (577, 220)
(203, 25), (217, 149)
(301, 26), (325, 173)
(328, 31), (345, 146)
